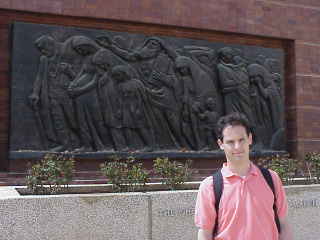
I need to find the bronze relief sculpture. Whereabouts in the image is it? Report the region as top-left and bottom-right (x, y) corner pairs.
(10, 22), (285, 157)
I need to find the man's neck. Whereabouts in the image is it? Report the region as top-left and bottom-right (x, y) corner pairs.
(226, 160), (251, 177)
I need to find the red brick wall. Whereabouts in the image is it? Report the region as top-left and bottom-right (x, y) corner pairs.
(0, 0), (319, 170)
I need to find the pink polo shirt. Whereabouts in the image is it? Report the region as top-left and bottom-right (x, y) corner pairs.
(195, 163), (288, 240)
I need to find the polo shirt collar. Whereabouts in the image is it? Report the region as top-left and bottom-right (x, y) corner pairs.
(221, 162), (259, 178)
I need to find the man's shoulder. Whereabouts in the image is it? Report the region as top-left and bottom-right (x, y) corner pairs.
(201, 175), (213, 184)
(199, 170), (225, 188)
(199, 175), (213, 190)
(267, 169), (283, 184)
(255, 165), (281, 179)
(254, 165), (284, 188)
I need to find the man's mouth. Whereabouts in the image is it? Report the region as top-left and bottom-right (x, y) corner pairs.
(233, 152), (244, 155)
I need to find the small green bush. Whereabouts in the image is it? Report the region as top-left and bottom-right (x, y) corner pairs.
(305, 152), (320, 183)
(153, 157), (193, 190)
(256, 154), (299, 185)
(100, 156), (149, 192)
(26, 153), (75, 194)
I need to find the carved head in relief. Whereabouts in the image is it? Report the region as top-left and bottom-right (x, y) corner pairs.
(265, 58), (280, 74)
(95, 35), (112, 49)
(71, 36), (99, 56)
(92, 49), (112, 72)
(138, 37), (165, 59)
(174, 56), (192, 77)
(139, 62), (152, 77)
(111, 65), (131, 84)
(34, 35), (56, 57)
(247, 63), (271, 88)
(217, 47), (234, 64)
(206, 97), (216, 111)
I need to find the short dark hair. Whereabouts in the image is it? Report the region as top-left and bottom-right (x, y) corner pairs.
(216, 112), (252, 140)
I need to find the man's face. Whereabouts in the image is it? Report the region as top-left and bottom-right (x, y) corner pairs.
(217, 125), (252, 163)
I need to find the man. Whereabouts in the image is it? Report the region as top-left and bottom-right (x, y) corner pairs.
(195, 112), (292, 240)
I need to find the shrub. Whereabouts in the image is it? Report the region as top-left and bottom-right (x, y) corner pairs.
(305, 152), (320, 183)
(26, 153), (75, 194)
(256, 154), (299, 185)
(100, 156), (149, 192)
(153, 157), (193, 190)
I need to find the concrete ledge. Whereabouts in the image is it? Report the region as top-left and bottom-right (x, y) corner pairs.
(16, 182), (201, 195)
(0, 191), (150, 240)
(0, 184), (320, 240)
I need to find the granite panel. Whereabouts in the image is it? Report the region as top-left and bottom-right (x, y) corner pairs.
(0, 186), (320, 240)
(150, 190), (198, 240)
(0, 191), (150, 240)
(286, 185), (320, 240)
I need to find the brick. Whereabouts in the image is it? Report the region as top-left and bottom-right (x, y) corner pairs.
(296, 75), (320, 106)
(286, 107), (297, 141)
(289, 139), (320, 159)
(0, 0), (10, 9)
(270, 0), (320, 8)
(0, 0), (318, 44)
(0, 72), (9, 88)
(246, 1), (320, 41)
(300, 140), (320, 154)
(285, 74), (297, 107)
(296, 106), (320, 139)
(296, 41), (320, 75)
(286, 140), (298, 157)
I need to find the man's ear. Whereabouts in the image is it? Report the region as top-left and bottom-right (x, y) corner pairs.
(217, 139), (224, 150)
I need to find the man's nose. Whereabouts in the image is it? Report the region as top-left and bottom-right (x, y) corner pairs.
(234, 141), (241, 149)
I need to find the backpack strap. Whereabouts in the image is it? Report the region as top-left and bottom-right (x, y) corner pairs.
(212, 169), (223, 238)
(258, 166), (281, 234)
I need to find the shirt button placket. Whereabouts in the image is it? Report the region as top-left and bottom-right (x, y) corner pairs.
(240, 178), (245, 196)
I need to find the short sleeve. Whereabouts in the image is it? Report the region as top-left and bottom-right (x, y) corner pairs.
(194, 176), (216, 230)
(270, 170), (288, 219)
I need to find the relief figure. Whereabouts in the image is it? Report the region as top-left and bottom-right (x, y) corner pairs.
(92, 49), (128, 151)
(248, 63), (273, 147)
(217, 47), (254, 123)
(111, 65), (156, 151)
(96, 36), (185, 149)
(174, 56), (217, 150)
(67, 36), (108, 152)
(29, 35), (80, 151)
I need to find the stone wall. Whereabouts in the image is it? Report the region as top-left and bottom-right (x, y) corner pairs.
(0, 185), (319, 240)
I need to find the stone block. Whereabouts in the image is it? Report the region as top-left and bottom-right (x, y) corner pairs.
(1, 185), (320, 240)
(286, 185), (320, 240)
(150, 190), (198, 240)
(0, 190), (150, 240)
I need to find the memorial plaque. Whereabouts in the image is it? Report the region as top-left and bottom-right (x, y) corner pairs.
(10, 22), (285, 158)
